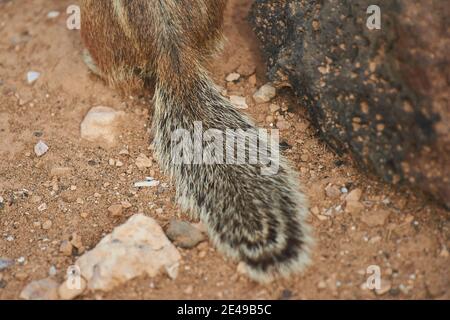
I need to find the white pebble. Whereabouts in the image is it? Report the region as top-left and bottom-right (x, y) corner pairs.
(47, 11), (60, 19)
(134, 180), (160, 188)
(34, 140), (49, 157)
(230, 96), (248, 109)
(27, 71), (41, 84)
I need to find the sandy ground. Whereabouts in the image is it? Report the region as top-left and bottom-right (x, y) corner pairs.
(0, 0), (448, 300)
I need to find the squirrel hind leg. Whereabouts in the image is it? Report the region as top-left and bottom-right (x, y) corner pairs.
(82, 48), (147, 95)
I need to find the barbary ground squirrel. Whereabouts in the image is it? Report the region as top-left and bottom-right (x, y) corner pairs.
(80, 0), (313, 283)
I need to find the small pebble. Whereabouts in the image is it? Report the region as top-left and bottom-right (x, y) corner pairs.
(42, 220), (52, 230)
(108, 204), (123, 217)
(229, 95), (248, 109)
(60, 240), (73, 256)
(226, 72), (241, 82)
(253, 83), (276, 103)
(34, 140), (49, 157)
(37, 203), (48, 212)
(135, 153), (152, 170)
(80, 212), (89, 218)
(166, 219), (206, 249)
(134, 180), (160, 188)
(47, 11), (60, 19)
(269, 104), (280, 113)
(325, 184), (341, 199)
(27, 71), (41, 85)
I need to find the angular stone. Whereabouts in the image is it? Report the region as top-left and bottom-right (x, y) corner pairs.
(75, 214), (181, 291)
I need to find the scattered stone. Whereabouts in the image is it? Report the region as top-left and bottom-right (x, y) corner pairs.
(80, 212), (89, 219)
(300, 154), (309, 162)
(0, 258), (14, 271)
(166, 220), (206, 249)
(226, 72), (241, 82)
(60, 240), (73, 256)
(439, 246), (449, 258)
(361, 209), (391, 227)
(134, 178), (160, 188)
(20, 278), (59, 300)
(80, 106), (125, 146)
(325, 184), (341, 199)
(34, 140), (49, 157)
(108, 204), (123, 217)
(276, 119), (290, 130)
(75, 214), (181, 291)
(119, 148), (130, 156)
(42, 220), (52, 230)
(58, 277), (87, 300)
(253, 83), (276, 103)
(17, 257), (26, 264)
(345, 200), (365, 215)
(317, 280), (327, 289)
(269, 104), (280, 113)
(345, 188), (363, 202)
(70, 233), (84, 254)
(237, 262), (247, 275)
(47, 11), (60, 19)
(37, 203), (48, 212)
(115, 160), (124, 167)
(248, 74), (257, 86)
(230, 95), (248, 109)
(27, 71), (41, 85)
(135, 153), (153, 170)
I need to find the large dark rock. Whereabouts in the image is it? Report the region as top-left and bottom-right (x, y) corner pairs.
(250, 0), (449, 208)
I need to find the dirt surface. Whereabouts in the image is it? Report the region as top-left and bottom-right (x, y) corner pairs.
(0, 0), (448, 300)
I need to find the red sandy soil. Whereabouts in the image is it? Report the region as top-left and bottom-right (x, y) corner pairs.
(0, 0), (448, 299)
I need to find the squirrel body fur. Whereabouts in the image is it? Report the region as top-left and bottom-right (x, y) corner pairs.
(80, 0), (313, 283)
